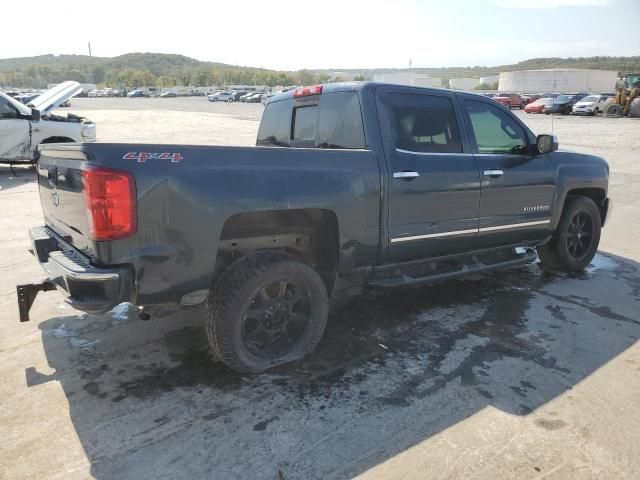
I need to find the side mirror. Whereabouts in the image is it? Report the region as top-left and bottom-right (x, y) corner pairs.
(536, 134), (558, 154)
(30, 109), (41, 122)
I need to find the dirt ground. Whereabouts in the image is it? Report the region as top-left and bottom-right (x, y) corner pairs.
(1, 98), (639, 480)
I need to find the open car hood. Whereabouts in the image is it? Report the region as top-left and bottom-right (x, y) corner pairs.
(29, 81), (83, 114)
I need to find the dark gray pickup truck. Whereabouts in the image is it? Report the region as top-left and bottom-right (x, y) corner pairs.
(18, 82), (612, 372)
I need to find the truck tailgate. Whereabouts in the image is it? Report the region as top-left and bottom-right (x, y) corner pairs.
(36, 146), (96, 259)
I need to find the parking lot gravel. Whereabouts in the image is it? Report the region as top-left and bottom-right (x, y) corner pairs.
(1, 97), (638, 480)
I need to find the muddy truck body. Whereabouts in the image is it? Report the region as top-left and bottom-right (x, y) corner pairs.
(18, 82), (611, 372)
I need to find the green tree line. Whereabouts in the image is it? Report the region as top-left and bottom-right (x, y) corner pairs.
(1, 53), (638, 89)
(0, 62), (350, 88)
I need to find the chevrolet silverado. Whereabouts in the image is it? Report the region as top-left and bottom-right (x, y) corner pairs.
(17, 82), (611, 373)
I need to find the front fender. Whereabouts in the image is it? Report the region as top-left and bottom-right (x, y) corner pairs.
(30, 119), (84, 155)
(549, 151), (609, 229)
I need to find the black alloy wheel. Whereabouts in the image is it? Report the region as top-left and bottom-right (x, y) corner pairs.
(537, 196), (601, 272)
(241, 279), (312, 359)
(206, 251), (329, 373)
(566, 211), (594, 261)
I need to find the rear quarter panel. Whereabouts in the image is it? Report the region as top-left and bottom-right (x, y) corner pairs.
(78, 144), (381, 304)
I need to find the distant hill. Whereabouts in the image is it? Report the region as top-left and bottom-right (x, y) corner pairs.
(313, 56), (640, 81)
(0, 53), (281, 89)
(1, 53), (638, 89)
(0, 53), (225, 74)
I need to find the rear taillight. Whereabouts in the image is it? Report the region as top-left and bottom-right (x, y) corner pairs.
(83, 166), (137, 241)
(293, 85), (323, 97)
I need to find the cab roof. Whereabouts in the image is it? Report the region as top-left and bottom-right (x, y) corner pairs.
(269, 81), (481, 103)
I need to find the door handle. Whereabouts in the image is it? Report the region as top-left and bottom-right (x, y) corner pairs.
(393, 171), (420, 180)
(483, 169), (504, 177)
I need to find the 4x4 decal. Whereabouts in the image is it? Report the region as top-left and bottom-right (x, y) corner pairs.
(122, 152), (183, 163)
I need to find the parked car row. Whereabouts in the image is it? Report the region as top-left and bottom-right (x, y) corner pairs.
(207, 89), (266, 103)
(6, 91), (71, 108)
(525, 93), (613, 115)
(89, 88), (122, 97)
(87, 88), (209, 98)
(568, 94), (614, 115)
(485, 91), (614, 116)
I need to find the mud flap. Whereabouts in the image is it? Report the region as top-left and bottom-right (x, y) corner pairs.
(16, 281), (56, 322)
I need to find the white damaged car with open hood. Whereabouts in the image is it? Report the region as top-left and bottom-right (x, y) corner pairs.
(0, 81), (96, 164)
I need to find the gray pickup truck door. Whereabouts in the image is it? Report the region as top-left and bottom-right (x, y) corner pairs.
(376, 86), (481, 263)
(458, 95), (556, 248)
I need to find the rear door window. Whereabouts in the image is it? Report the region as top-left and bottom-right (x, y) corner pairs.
(386, 93), (463, 154)
(316, 92), (365, 149)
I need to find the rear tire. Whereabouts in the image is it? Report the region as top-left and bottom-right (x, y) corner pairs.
(205, 251), (329, 373)
(537, 196), (601, 273)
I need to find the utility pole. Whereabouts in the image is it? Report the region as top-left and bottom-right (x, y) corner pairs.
(88, 42), (94, 87)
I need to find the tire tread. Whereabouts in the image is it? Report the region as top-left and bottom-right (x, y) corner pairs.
(205, 251), (327, 373)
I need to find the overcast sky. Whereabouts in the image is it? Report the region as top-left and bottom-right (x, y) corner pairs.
(4, 0), (638, 70)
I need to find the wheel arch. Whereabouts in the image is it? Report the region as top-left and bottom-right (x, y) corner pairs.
(213, 208), (340, 294)
(557, 187), (607, 227)
(40, 136), (76, 144)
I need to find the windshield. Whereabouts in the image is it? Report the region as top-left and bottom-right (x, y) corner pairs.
(554, 95), (573, 103)
(531, 98), (552, 106)
(580, 96), (598, 103)
(0, 92), (32, 116)
(627, 74), (640, 86)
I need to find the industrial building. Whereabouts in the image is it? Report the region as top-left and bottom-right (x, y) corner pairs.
(372, 73), (442, 87)
(448, 78), (480, 90)
(498, 69), (618, 93)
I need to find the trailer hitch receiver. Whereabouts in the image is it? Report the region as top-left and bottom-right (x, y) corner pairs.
(17, 281), (56, 322)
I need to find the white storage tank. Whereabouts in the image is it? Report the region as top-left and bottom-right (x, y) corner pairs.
(449, 78), (480, 90)
(373, 73), (441, 87)
(498, 69), (618, 93)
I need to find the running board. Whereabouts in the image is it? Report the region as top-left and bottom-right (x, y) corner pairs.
(368, 247), (537, 288)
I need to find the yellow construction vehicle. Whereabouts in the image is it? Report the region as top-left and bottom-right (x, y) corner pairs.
(606, 73), (640, 117)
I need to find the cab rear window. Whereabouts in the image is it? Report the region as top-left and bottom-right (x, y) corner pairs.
(257, 92), (365, 149)
(292, 106), (317, 143)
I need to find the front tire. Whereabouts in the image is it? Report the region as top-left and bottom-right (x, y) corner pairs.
(537, 196), (601, 272)
(606, 104), (623, 117)
(206, 251), (329, 373)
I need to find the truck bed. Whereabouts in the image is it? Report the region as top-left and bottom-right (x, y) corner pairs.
(36, 143), (382, 305)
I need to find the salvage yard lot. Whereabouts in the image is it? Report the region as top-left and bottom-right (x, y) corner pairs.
(1, 97), (639, 479)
